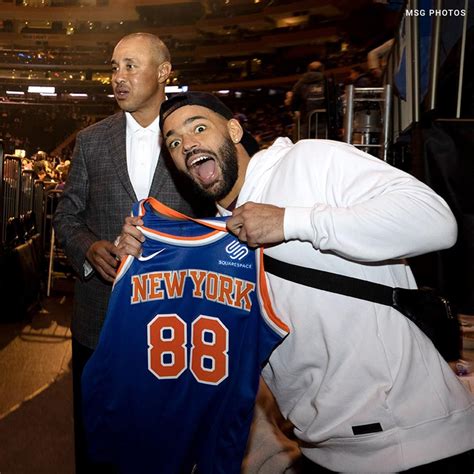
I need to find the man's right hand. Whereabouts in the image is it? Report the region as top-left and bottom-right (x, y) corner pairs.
(86, 240), (121, 283)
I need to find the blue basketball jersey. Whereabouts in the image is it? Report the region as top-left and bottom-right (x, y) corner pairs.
(82, 198), (288, 474)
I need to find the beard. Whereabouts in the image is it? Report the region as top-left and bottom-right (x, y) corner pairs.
(186, 136), (239, 202)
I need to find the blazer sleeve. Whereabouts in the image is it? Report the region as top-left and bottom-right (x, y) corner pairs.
(53, 131), (98, 277)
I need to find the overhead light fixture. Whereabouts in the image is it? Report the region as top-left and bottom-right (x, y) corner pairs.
(69, 93), (88, 97)
(277, 15), (308, 28)
(165, 85), (189, 93)
(6, 90), (25, 95)
(28, 85), (55, 93)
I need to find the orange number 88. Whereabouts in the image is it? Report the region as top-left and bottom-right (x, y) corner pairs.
(148, 314), (229, 385)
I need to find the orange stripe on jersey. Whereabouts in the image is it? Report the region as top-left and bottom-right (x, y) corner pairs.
(146, 198), (226, 231)
(113, 255), (134, 289)
(146, 197), (190, 220)
(141, 225), (223, 242)
(116, 255), (131, 276)
(137, 198), (226, 243)
(258, 250), (289, 334)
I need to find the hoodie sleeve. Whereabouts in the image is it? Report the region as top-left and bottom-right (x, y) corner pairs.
(269, 141), (457, 262)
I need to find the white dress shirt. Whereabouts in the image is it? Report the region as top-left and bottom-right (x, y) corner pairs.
(125, 112), (162, 201)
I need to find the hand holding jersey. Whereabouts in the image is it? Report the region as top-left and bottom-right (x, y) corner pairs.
(120, 202), (287, 252)
(116, 215), (145, 259)
(227, 202), (285, 248)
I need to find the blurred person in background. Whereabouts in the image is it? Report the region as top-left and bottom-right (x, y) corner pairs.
(290, 61), (327, 140)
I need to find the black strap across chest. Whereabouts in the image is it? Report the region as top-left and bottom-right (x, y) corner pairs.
(263, 254), (395, 307)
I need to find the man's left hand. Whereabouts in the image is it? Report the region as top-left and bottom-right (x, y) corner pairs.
(115, 216), (145, 258)
(227, 202), (285, 247)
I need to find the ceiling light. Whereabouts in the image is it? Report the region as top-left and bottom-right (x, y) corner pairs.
(165, 85), (189, 93)
(28, 86), (55, 93)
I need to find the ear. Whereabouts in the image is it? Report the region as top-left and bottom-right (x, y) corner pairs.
(157, 61), (172, 84)
(227, 118), (244, 144)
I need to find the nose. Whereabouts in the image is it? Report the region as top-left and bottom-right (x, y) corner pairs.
(113, 68), (125, 85)
(182, 134), (200, 154)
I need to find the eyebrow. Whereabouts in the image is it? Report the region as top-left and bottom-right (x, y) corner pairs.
(111, 57), (136, 65)
(164, 115), (208, 138)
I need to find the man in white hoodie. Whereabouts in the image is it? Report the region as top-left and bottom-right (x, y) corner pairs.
(120, 92), (473, 473)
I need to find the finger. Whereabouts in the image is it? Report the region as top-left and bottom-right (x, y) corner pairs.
(118, 233), (141, 249)
(122, 217), (144, 236)
(226, 217), (243, 236)
(93, 254), (117, 282)
(125, 215), (143, 225)
(227, 223), (243, 238)
(116, 238), (142, 259)
(122, 224), (145, 243)
(89, 245), (119, 272)
(96, 265), (116, 283)
(236, 227), (248, 243)
(230, 206), (243, 218)
(242, 231), (260, 248)
(101, 245), (121, 266)
(116, 247), (139, 259)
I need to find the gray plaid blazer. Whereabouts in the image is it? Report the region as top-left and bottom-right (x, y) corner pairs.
(53, 111), (213, 348)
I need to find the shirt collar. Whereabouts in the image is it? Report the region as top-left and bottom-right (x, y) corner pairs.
(216, 203), (231, 216)
(125, 112), (160, 134)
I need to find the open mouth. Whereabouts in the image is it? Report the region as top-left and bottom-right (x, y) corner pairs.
(187, 153), (217, 186)
(114, 88), (129, 100)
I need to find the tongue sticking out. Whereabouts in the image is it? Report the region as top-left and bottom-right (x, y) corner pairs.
(195, 159), (216, 184)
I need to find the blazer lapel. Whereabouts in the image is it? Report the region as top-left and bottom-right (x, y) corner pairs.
(107, 112), (137, 201)
(149, 148), (171, 197)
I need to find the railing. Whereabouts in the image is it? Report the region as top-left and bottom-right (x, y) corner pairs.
(0, 150), (46, 317)
(2, 155), (22, 247)
(386, 0), (472, 139)
(1, 154), (47, 249)
(343, 85), (392, 161)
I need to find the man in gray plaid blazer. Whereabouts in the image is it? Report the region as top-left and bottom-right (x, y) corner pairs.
(53, 33), (211, 473)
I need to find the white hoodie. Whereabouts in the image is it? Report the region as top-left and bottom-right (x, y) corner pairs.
(220, 138), (473, 472)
